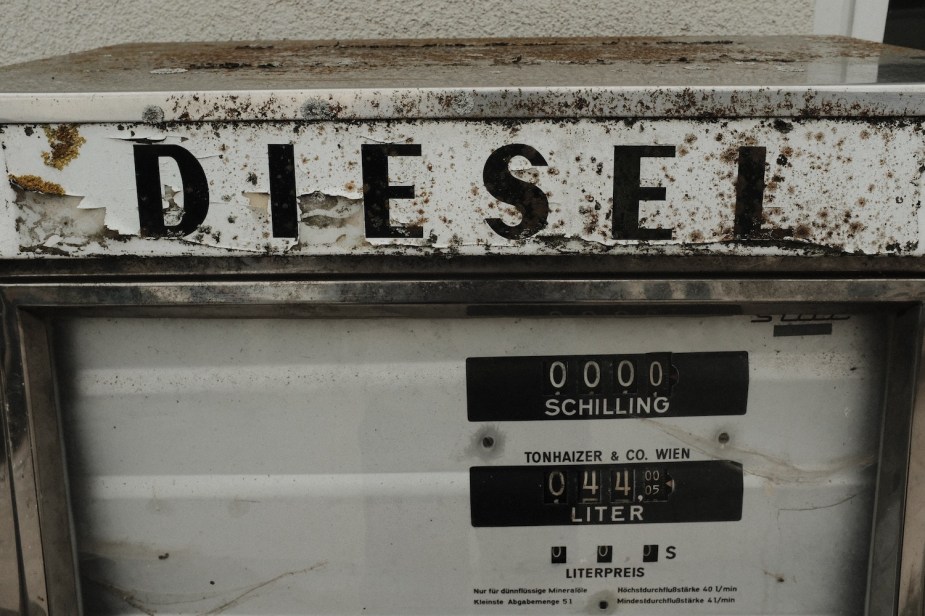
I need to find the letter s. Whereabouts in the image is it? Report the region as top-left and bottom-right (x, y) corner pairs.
(483, 144), (549, 239)
(545, 399), (561, 416)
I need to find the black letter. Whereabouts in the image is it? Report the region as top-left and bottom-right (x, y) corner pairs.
(134, 144), (209, 237)
(361, 143), (423, 238)
(612, 145), (675, 240)
(268, 144), (298, 238)
(483, 144), (549, 239)
(734, 146), (791, 239)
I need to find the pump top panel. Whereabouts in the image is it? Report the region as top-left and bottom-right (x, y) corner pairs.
(1, 37), (925, 265)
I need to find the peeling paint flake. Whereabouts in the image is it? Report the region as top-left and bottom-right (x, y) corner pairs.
(243, 191), (270, 210)
(9, 173), (66, 195)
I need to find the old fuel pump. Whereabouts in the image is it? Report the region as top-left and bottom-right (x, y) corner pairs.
(0, 37), (924, 615)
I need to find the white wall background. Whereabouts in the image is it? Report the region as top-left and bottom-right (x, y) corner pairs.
(0, 0), (889, 68)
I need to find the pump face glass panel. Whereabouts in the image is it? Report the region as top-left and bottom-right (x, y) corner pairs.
(54, 312), (884, 615)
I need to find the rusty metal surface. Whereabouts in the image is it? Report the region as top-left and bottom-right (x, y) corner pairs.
(1, 37), (925, 121)
(0, 36), (904, 90)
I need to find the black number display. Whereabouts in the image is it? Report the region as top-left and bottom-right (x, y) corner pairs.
(467, 351), (748, 421)
(470, 460), (743, 527)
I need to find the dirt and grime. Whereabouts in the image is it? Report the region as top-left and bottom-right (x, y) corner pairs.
(2, 36), (925, 123)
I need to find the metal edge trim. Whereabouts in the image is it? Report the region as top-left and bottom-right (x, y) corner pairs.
(18, 311), (80, 614)
(3, 85), (925, 123)
(898, 305), (925, 616)
(3, 303), (47, 613)
(867, 306), (923, 616)
(7, 256), (925, 281)
(0, 294), (23, 616)
(2, 278), (925, 307)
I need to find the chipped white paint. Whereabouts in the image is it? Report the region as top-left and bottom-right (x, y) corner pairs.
(2, 118), (922, 257)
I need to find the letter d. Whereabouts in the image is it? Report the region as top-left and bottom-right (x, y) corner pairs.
(134, 144), (209, 237)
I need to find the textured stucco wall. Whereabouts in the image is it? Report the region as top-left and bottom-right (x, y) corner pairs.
(0, 0), (815, 67)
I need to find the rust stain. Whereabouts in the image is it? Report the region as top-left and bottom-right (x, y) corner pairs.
(9, 174), (66, 195)
(41, 124), (86, 170)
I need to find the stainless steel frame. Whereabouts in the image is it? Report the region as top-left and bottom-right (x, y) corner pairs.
(1, 277), (924, 616)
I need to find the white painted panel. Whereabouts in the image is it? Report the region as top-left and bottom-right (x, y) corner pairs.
(54, 313), (885, 614)
(3, 119), (922, 257)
